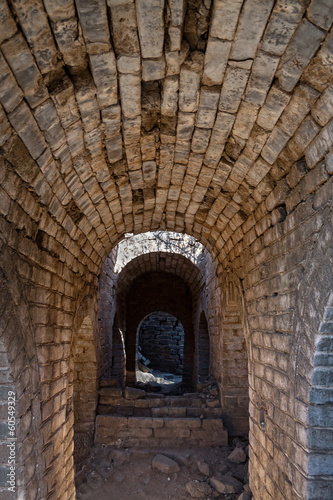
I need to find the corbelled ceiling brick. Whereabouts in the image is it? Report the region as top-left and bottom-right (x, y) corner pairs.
(0, 0), (332, 277)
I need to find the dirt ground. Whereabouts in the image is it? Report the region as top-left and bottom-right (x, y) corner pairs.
(75, 441), (251, 500)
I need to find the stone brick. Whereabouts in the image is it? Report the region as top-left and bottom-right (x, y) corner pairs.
(202, 38), (231, 86)
(89, 51), (118, 109)
(276, 19), (326, 92)
(229, 0), (275, 61)
(307, 0), (333, 31)
(108, 0), (140, 56)
(245, 52), (279, 106)
(219, 61), (252, 114)
(260, 0), (307, 56)
(136, 0), (164, 59)
(311, 85), (333, 127)
(233, 101), (259, 141)
(257, 85), (291, 131)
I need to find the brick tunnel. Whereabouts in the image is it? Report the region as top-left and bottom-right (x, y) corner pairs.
(0, 0), (333, 499)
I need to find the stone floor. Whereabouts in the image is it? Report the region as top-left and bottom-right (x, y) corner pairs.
(75, 441), (251, 500)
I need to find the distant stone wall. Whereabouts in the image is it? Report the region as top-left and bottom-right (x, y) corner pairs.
(139, 312), (184, 375)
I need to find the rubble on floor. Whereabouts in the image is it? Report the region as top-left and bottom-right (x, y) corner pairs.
(75, 443), (252, 500)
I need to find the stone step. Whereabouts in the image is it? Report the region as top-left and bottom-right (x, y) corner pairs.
(98, 404), (223, 419)
(99, 388), (221, 409)
(95, 415), (228, 448)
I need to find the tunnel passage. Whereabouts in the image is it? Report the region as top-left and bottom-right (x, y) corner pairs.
(125, 271), (195, 388)
(113, 249), (206, 390)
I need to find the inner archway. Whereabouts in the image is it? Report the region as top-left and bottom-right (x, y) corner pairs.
(136, 311), (185, 393)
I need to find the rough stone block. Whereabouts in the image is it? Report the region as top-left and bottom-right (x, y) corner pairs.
(136, 0), (165, 59)
(124, 387), (146, 400)
(186, 480), (212, 498)
(276, 19), (326, 92)
(257, 85), (291, 131)
(119, 73), (141, 118)
(260, 0), (306, 56)
(179, 68), (200, 113)
(0, 2), (17, 44)
(228, 446), (247, 463)
(76, 0), (110, 47)
(219, 61), (252, 114)
(142, 57), (165, 81)
(233, 101), (259, 141)
(261, 126), (290, 165)
(210, 0), (243, 41)
(165, 51), (180, 75)
(89, 51), (117, 109)
(0, 53), (23, 113)
(305, 119), (333, 168)
(161, 76), (179, 117)
(109, 0), (140, 55)
(311, 85), (333, 127)
(229, 0), (275, 60)
(307, 0), (333, 31)
(1, 33), (47, 109)
(8, 101), (46, 160)
(245, 52), (279, 106)
(202, 38), (231, 86)
(152, 454), (180, 473)
(164, 417), (201, 429)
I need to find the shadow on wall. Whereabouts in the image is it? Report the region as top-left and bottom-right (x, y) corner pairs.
(221, 277), (249, 437)
(72, 316), (98, 465)
(110, 314), (126, 387)
(198, 311), (210, 384)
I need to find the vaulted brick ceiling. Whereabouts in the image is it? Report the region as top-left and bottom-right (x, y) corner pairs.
(0, 0), (332, 276)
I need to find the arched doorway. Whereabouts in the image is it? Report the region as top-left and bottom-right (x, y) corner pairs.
(136, 311), (185, 392)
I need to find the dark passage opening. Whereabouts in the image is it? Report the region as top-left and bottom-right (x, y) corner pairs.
(136, 311), (185, 392)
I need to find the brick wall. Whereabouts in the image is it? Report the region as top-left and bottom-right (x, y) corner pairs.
(222, 164), (333, 499)
(139, 311), (184, 375)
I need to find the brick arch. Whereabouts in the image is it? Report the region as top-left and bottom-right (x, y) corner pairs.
(1, 1), (331, 280)
(116, 251), (205, 299)
(124, 271), (195, 387)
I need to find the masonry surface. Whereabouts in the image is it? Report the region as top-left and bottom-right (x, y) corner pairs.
(0, 0), (332, 499)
